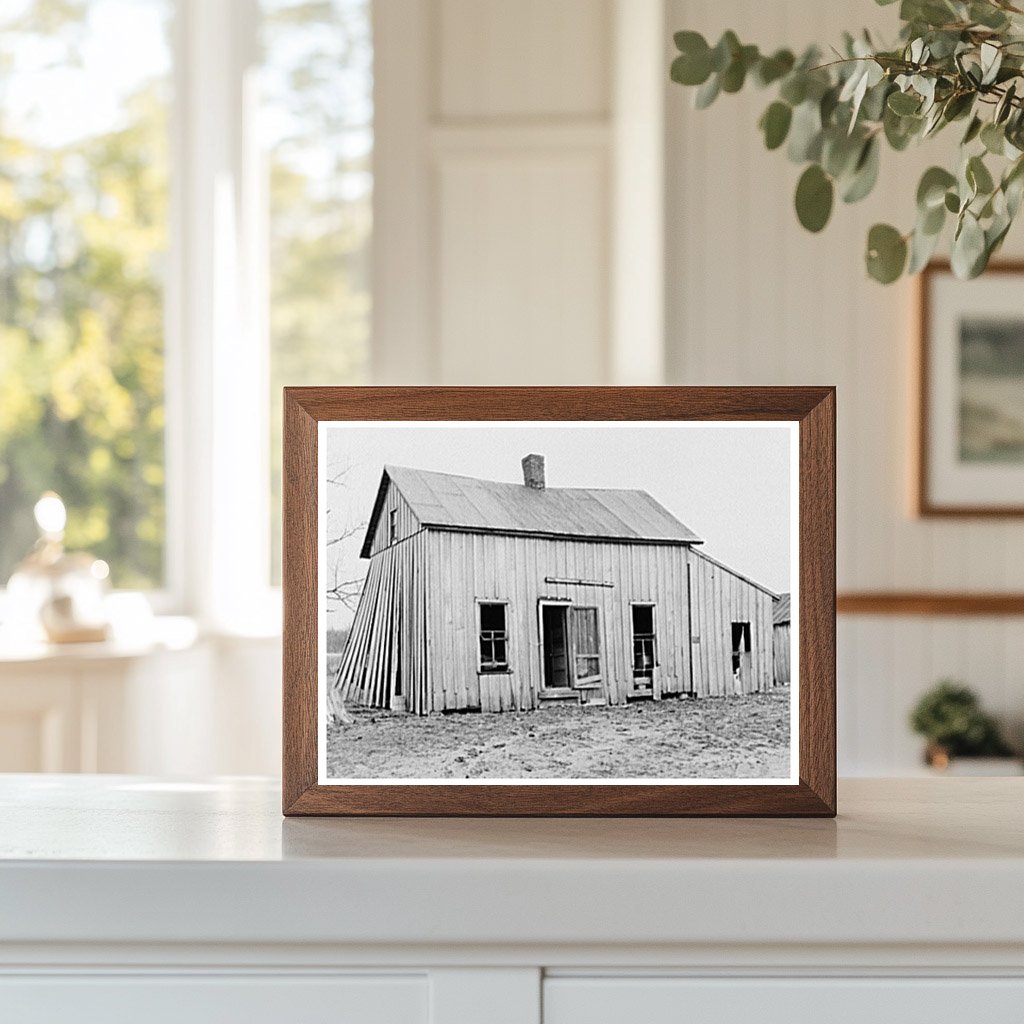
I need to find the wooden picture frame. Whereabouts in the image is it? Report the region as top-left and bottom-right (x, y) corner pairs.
(283, 387), (836, 817)
(917, 260), (1024, 517)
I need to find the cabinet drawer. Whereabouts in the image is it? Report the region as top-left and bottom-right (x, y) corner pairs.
(544, 977), (1024, 1024)
(0, 974), (427, 1024)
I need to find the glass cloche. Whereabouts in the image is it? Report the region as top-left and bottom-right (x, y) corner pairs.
(5, 493), (111, 644)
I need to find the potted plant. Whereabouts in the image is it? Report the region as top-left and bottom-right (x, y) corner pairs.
(909, 680), (1020, 773)
(670, 0), (1024, 283)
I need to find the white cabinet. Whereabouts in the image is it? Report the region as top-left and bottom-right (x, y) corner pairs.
(1, 975), (428, 1024)
(1, 778), (1022, 1023)
(544, 977), (1024, 1024)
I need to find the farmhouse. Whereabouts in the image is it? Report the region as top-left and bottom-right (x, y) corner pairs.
(331, 455), (778, 715)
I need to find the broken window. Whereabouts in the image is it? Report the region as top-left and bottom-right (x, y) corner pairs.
(388, 507), (398, 545)
(731, 622), (751, 673)
(479, 602), (509, 672)
(631, 604), (656, 677)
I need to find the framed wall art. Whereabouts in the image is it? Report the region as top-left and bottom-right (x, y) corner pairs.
(917, 261), (1024, 517)
(282, 387), (836, 816)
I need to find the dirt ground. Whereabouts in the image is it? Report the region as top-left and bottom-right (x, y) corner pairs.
(325, 687), (791, 780)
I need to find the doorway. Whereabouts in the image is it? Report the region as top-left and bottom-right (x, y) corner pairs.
(731, 621), (752, 690)
(541, 604), (570, 688)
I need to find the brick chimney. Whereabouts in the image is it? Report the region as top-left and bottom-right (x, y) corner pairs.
(521, 453), (545, 490)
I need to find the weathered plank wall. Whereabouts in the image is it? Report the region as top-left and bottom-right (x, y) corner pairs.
(426, 530), (692, 711)
(333, 530), (432, 713)
(774, 622), (792, 685)
(688, 550), (775, 697)
(339, 525), (776, 714)
(366, 478), (421, 556)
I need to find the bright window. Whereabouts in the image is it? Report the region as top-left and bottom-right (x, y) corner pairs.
(262, 0), (373, 583)
(0, 0), (374, 618)
(0, 0), (172, 589)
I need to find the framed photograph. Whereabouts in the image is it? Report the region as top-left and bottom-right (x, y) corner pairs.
(918, 261), (1024, 517)
(283, 387), (835, 816)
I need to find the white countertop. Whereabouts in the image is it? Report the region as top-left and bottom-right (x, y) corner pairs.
(1, 776), (1022, 950)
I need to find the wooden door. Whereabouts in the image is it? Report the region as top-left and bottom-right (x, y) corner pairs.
(541, 604), (570, 688)
(570, 606), (604, 704)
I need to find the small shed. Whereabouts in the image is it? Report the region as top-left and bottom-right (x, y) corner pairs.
(332, 456), (777, 715)
(773, 592), (792, 685)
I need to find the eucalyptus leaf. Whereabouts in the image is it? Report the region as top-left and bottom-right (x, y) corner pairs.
(922, 103), (946, 137)
(952, 212), (987, 278)
(866, 223), (908, 283)
(861, 79), (892, 122)
(754, 49), (795, 87)
(671, 47), (712, 87)
(884, 106), (922, 150)
(760, 101), (793, 150)
(981, 121), (1006, 155)
(822, 128), (863, 178)
(1006, 174), (1024, 218)
(996, 82), (1017, 124)
(694, 73), (721, 109)
(795, 164), (834, 232)
(970, 2), (1009, 29)
(787, 101), (824, 162)
(967, 154), (995, 195)
(942, 92), (974, 122)
(888, 90), (921, 115)
(779, 73), (808, 106)
(721, 44), (759, 93)
(842, 137), (881, 203)
(917, 166), (957, 210)
(1004, 158), (1024, 216)
(921, 200), (946, 235)
(710, 31), (740, 73)
(962, 115), (983, 145)
(980, 42), (1002, 86)
(908, 222), (942, 273)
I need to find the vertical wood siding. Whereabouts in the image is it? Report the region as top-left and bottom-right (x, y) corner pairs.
(367, 481), (421, 557)
(688, 550), (774, 696)
(332, 529), (432, 713)
(337, 527), (776, 714)
(426, 530), (694, 712)
(774, 623), (792, 685)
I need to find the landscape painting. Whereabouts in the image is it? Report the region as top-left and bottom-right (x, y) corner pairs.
(959, 317), (1024, 464)
(317, 422), (797, 785)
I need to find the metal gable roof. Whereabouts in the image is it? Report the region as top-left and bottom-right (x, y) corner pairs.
(360, 464), (703, 557)
(774, 592), (791, 625)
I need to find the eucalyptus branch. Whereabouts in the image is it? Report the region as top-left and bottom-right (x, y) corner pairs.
(671, 0), (1024, 282)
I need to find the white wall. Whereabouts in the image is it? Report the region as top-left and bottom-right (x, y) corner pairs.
(664, 0), (1024, 772)
(373, 0), (665, 386)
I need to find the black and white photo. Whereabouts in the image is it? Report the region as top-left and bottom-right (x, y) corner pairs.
(317, 421), (798, 785)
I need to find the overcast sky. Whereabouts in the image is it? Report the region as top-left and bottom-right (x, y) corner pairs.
(322, 423), (794, 627)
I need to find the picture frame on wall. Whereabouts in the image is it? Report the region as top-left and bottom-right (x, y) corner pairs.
(918, 261), (1024, 517)
(282, 387), (836, 817)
